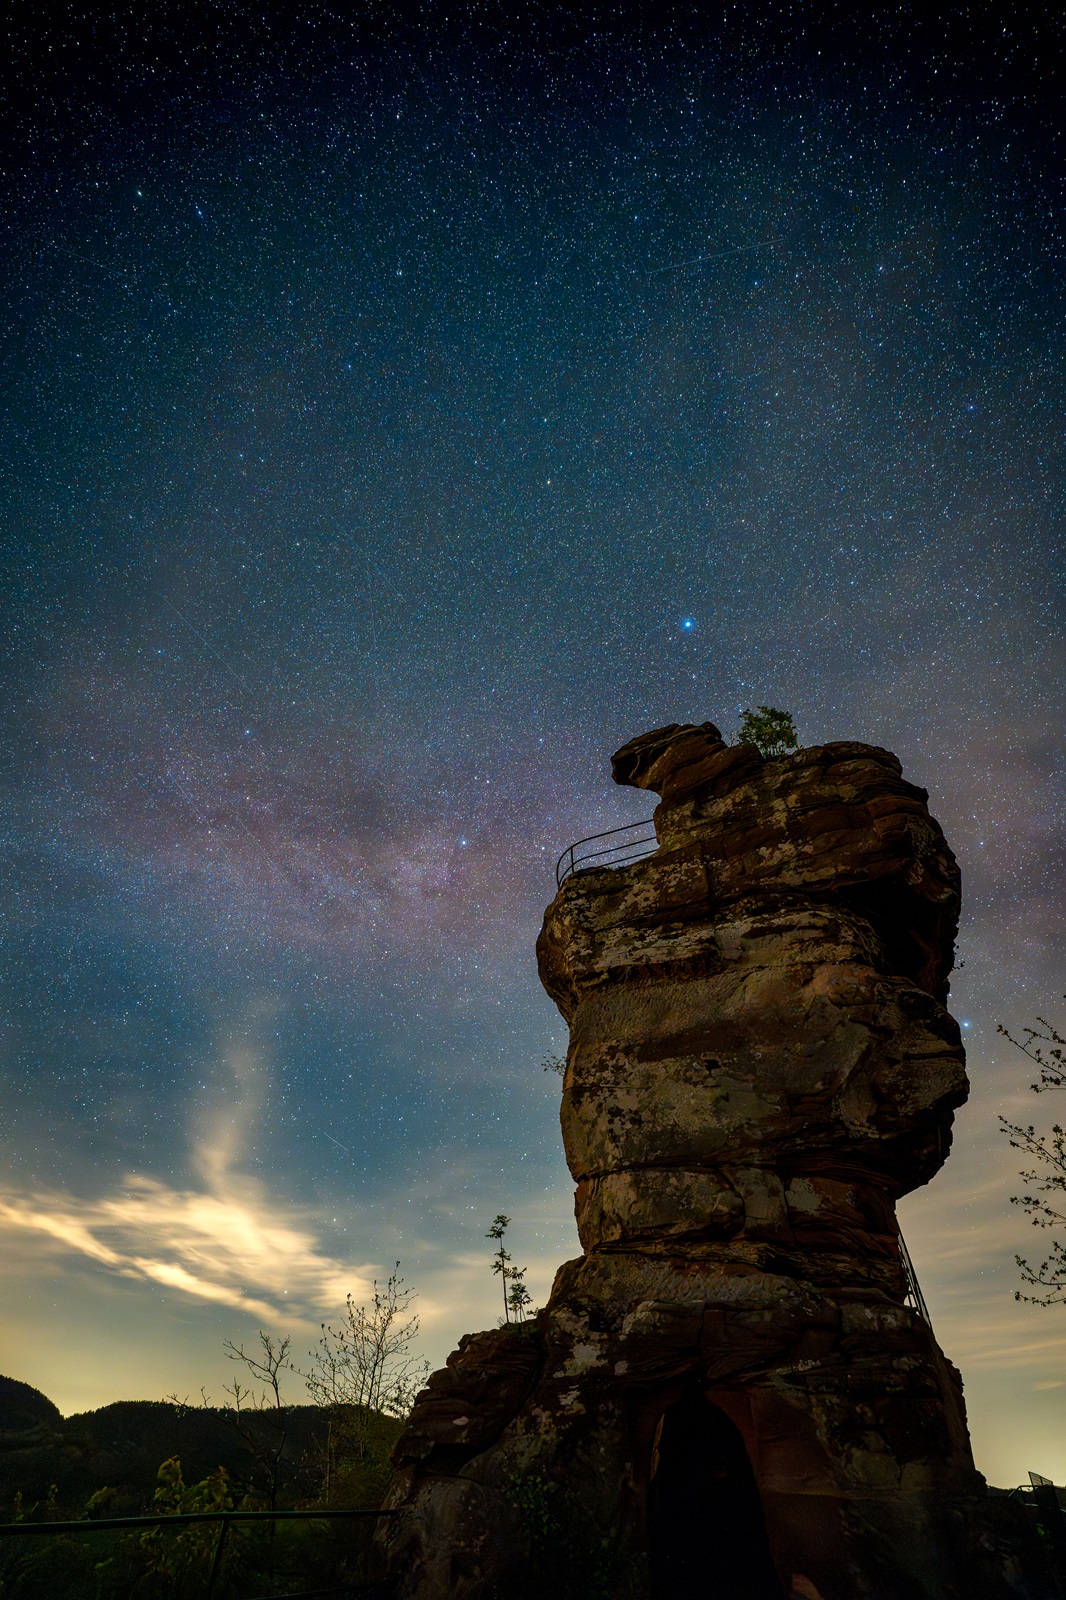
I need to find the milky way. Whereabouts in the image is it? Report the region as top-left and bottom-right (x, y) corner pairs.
(0, 7), (1063, 1480)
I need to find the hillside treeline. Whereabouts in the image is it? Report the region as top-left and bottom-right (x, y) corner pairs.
(0, 1375), (400, 1598)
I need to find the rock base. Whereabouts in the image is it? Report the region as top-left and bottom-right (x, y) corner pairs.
(377, 1254), (1056, 1599)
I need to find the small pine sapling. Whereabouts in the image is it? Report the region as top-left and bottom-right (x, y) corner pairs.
(507, 1268), (533, 1322)
(487, 1214), (513, 1322)
(487, 1215), (535, 1324)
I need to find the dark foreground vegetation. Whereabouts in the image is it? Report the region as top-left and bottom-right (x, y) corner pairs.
(0, 1375), (399, 1598)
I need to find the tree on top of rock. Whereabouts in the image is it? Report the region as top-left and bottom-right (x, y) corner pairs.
(735, 706), (798, 760)
(486, 1215), (534, 1324)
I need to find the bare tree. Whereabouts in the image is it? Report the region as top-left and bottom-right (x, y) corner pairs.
(223, 1332), (292, 1510)
(301, 1266), (428, 1492)
(999, 1003), (1066, 1305)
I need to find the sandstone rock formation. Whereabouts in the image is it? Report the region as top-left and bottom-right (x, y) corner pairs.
(376, 724), (1057, 1599)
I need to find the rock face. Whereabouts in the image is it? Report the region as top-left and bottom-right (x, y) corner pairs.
(377, 726), (1055, 1599)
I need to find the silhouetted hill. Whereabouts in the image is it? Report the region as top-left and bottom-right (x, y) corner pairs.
(0, 1385), (403, 1597)
(0, 1377), (62, 1434)
(0, 1390), (335, 1518)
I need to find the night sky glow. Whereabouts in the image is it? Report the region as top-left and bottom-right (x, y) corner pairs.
(1, 6), (1063, 1488)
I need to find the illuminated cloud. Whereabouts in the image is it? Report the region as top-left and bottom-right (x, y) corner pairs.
(0, 1019), (379, 1328)
(0, 1175), (373, 1327)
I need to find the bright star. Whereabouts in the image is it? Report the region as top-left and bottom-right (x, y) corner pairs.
(682, 617), (695, 631)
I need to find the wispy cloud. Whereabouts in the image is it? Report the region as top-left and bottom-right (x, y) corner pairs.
(0, 1174), (373, 1326)
(0, 1013), (376, 1327)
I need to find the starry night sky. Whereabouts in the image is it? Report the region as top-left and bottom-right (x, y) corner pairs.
(1, 5), (1063, 1484)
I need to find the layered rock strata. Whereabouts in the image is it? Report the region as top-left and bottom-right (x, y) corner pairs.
(377, 725), (1055, 1600)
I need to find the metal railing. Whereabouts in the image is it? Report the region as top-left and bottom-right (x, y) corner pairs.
(898, 1228), (931, 1323)
(556, 817), (658, 887)
(0, 1507), (394, 1600)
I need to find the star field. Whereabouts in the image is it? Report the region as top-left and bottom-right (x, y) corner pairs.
(0, 5), (1063, 1483)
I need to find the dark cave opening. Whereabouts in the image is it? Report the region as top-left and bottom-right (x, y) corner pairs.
(648, 1392), (785, 1600)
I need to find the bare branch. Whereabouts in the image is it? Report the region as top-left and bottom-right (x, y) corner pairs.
(300, 1266), (428, 1473)
(998, 1006), (1066, 1092)
(999, 998), (1066, 1304)
(221, 1332), (293, 1510)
